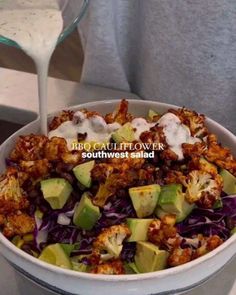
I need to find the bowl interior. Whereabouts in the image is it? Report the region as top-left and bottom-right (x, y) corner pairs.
(0, 99), (236, 283)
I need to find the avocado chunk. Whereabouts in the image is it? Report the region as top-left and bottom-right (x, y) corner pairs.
(39, 243), (72, 269)
(40, 178), (72, 210)
(71, 255), (90, 272)
(73, 161), (95, 188)
(156, 184), (194, 222)
(127, 218), (153, 242)
(124, 262), (140, 274)
(220, 169), (236, 195)
(112, 122), (135, 143)
(147, 109), (159, 120)
(73, 192), (101, 230)
(129, 184), (160, 218)
(135, 241), (169, 273)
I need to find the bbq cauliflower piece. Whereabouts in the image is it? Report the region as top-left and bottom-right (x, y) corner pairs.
(49, 110), (74, 131)
(204, 134), (236, 177)
(105, 99), (132, 124)
(44, 137), (82, 165)
(192, 235), (223, 259)
(19, 159), (51, 183)
(169, 108), (208, 138)
(90, 260), (125, 274)
(2, 212), (35, 238)
(93, 225), (131, 260)
(185, 170), (223, 208)
(147, 216), (177, 248)
(0, 168), (29, 214)
(168, 247), (193, 267)
(10, 134), (48, 161)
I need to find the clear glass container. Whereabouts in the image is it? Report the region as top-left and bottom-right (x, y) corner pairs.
(0, 0), (89, 48)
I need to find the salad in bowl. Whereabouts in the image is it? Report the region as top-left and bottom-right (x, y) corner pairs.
(0, 99), (236, 277)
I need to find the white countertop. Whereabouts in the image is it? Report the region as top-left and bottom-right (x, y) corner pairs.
(0, 68), (236, 294)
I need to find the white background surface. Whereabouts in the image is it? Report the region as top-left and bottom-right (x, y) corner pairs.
(0, 69), (235, 295)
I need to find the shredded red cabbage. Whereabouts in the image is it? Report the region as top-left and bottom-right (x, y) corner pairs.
(177, 195), (236, 240)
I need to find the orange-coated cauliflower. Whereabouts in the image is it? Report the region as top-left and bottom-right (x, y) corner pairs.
(182, 142), (207, 158)
(168, 247), (193, 267)
(147, 216), (177, 248)
(19, 159), (51, 183)
(1, 212), (35, 238)
(204, 134), (236, 177)
(192, 235), (223, 259)
(90, 260), (125, 274)
(93, 224), (131, 261)
(169, 108), (208, 138)
(105, 99), (133, 125)
(0, 168), (29, 214)
(44, 137), (82, 165)
(165, 170), (187, 186)
(49, 110), (74, 131)
(10, 134), (48, 161)
(185, 170), (223, 208)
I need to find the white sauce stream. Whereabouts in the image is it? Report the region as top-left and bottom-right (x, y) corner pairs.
(0, 0), (63, 135)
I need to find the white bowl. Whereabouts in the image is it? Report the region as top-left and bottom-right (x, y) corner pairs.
(0, 99), (236, 295)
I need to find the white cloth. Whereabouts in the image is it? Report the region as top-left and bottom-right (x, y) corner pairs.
(78, 0), (236, 133)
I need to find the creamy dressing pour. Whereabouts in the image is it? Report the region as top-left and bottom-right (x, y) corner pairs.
(0, 0), (63, 134)
(49, 111), (201, 158)
(49, 111), (121, 149)
(158, 113), (200, 160)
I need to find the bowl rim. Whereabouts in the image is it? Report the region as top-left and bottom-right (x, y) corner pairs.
(0, 99), (236, 282)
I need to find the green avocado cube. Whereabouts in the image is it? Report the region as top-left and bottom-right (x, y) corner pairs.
(135, 241), (169, 273)
(73, 161), (95, 188)
(112, 122), (135, 143)
(129, 184), (161, 218)
(39, 243), (72, 269)
(73, 192), (101, 230)
(157, 184), (194, 222)
(40, 178), (73, 210)
(220, 169), (236, 195)
(147, 109), (159, 120)
(127, 218), (154, 242)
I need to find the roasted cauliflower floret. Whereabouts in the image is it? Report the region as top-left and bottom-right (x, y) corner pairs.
(169, 108), (208, 138)
(105, 99), (133, 124)
(165, 170), (187, 186)
(19, 159), (51, 183)
(182, 142), (207, 158)
(147, 216), (177, 248)
(49, 110), (74, 131)
(188, 157), (218, 176)
(1, 212), (35, 238)
(204, 134), (236, 177)
(93, 225), (131, 260)
(10, 134), (48, 161)
(90, 260), (125, 274)
(185, 170), (223, 208)
(0, 168), (29, 214)
(192, 235), (223, 259)
(168, 247), (193, 267)
(44, 137), (82, 165)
